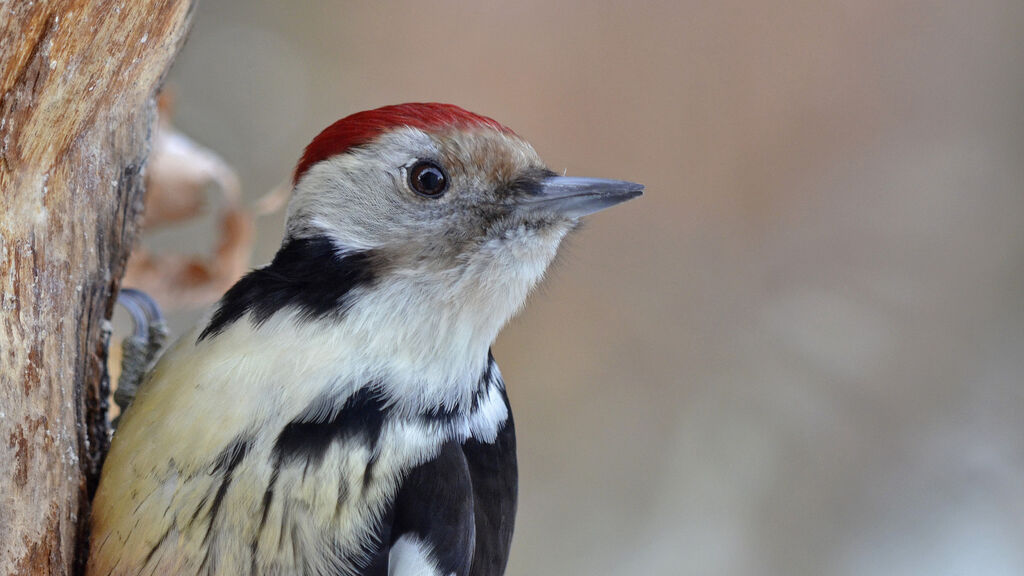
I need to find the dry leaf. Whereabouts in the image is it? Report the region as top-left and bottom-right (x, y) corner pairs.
(123, 91), (256, 310)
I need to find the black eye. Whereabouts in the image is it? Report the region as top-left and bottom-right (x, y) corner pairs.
(409, 161), (448, 197)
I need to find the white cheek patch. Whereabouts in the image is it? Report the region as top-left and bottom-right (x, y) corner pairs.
(287, 128), (440, 248)
(388, 535), (447, 576)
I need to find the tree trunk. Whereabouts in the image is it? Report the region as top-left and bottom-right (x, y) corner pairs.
(0, 1), (196, 574)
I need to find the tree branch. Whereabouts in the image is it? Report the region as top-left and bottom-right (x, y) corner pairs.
(0, 1), (197, 573)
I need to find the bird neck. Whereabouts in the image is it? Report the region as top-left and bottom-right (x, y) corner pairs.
(201, 234), (532, 416)
(339, 226), (564, 414)
(337, 262), (526, 415)
(200, 231), (557, 416)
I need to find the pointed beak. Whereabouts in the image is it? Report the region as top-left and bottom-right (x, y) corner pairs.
(517, 176), (644, 219)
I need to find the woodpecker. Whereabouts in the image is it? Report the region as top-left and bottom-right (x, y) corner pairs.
(88, 103), (642, 576)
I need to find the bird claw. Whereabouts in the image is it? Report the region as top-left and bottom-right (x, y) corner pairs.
(112, 288), (169, 428)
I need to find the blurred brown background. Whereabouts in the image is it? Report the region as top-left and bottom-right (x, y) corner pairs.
(147, 1), (1024, 574)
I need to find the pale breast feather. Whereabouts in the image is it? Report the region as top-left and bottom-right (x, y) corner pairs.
(89, 235), (518, 575)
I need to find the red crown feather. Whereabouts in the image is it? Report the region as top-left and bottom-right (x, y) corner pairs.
(293, 103), (515, 185)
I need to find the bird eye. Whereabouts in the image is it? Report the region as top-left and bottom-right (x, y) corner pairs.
(408, 161), (448, 197)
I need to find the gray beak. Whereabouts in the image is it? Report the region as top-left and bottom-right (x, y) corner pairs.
(519, 176), (644, 219)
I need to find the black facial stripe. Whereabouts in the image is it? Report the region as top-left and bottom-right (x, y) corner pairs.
(272, 386), (387, 468)
(197, 236), (376, 342)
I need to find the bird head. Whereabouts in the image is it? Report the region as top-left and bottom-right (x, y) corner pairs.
(266, 104), (641, 392)
(287, 103), (641, 289)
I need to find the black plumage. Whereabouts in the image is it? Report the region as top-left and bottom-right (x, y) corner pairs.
(198, 236), (375, 342)
(250, 355), (517, 576)
(463, 395), (517, 576)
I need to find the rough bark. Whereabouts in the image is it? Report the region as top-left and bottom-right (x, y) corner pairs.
(0, 1), (196, 574)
